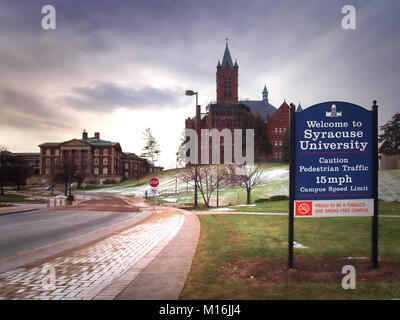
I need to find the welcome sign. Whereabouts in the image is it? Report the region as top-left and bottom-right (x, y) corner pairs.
(288, 100), (379, 269)
(293, 101), (374, 217)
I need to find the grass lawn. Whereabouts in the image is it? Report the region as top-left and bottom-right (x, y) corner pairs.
(0, 193), (40, 203)
(180, 214), (400, 299)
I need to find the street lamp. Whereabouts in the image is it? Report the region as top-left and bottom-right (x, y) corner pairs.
(185, 89), (199, 209)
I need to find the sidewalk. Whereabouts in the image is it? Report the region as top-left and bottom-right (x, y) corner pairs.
(0, 201), (200, 300)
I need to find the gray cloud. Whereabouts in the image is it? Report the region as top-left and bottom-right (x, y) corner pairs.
(63, 82), (182, 112)
(0, 89), (73, 130)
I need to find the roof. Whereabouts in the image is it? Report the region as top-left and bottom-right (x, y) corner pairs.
(241, 100), (277, 121)
(221, 44), (234, 69)
(9, 153), (40, 157)
(79, 138), (115, 146)
(39, 142), (60, 147)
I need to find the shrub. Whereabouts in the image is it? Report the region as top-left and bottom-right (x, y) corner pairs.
(269, 195), (289, 201)
(255, 198), (270, 203)
(66, 194), (75, 201)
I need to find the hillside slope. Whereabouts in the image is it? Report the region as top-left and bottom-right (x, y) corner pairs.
(87, 165), (400, 204)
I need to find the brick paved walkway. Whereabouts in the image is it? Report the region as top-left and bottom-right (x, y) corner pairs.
(0, 208), (184, 300)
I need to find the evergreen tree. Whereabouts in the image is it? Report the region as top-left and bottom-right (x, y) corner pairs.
(240, 110), (253, 154)
(140, 128), (161, 165)
(282, 127), (290, 163)
(254, 113), (272, 161)
(379, 113), (400, 155)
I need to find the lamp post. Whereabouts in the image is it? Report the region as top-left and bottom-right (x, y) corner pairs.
(185, 90), (199, 209)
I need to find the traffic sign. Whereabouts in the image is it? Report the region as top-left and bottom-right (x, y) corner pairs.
(150, 187), (158, 197)
(149, 178), (159, 187)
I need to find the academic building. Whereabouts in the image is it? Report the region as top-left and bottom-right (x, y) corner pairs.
(38, 130), (162, 184)
(185, 41), (300, 162)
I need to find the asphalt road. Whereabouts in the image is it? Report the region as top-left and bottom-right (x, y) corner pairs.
(0, 195), (140, 260)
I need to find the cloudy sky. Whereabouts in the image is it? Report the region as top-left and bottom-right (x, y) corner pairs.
(0, 0), (399, 168)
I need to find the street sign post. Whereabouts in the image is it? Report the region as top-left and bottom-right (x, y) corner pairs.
(149, 178), (159, 211)
(289, 101), (379, 268)
(149, 178), (159, 188)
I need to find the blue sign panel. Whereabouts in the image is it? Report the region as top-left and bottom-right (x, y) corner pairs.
(294, 101), (373, 202)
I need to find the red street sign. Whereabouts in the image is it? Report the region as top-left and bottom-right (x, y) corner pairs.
(149, 178), (159, 187)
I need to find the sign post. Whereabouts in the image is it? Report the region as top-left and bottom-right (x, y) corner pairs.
(288, 100), (378, 269)
(149, 178), (159, 211)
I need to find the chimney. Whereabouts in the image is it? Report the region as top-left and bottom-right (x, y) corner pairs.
(94, 132), (100, 139)
(82, 129), (88, 140)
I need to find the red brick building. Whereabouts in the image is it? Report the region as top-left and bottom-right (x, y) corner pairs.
(0, 151), (40, 186)
(39, 131), (162, 184)
(185, 41), (293, 162)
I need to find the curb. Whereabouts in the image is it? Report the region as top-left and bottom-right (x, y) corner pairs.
(112, 209), (200, 300)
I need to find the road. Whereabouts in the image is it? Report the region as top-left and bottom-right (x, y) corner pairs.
(0, 195), (140, 260)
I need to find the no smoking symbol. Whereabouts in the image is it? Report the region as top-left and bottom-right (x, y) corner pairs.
(296, 201), (312, 216)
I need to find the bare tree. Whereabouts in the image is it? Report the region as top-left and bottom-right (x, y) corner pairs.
(54, 156), (79, 196)
(0, 146), (10, 195)
(179, 165), (227, 207)
(229, 164), (265, 204)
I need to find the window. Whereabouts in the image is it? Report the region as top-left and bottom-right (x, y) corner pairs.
(55, 149), (59, 156)
(279, 128), (282, 134)
(94, 158), (99, 165)
(125, 163), (129, 170)
(103, 149), (108, 156)
(94, 149), (99, 155)
(279, 141), (282, 146)
(275, 141), (278, 147)
(45, 168), (50, 175)
(275, 128), (278, 134)
(103, 168), (108, 175)
(124, 172), (128, 178)
(46, 149), (50, 156)
(103, 158), (108, 165)
(134, 164), (137, 170)
(55, 158), (59, 165)
(46, 158), (50, 165)
(94, 168), (99, 175)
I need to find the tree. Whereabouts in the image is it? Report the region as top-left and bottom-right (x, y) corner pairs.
(179, 165), (226, 207)
(54, 156), (79, 196)
(282, 127), (290, 163)
(0, 146), (10, 195)
(379, 113), (400, 155)
(8, 156), (29, 191)
(254, 113), (272, 161)
(229, 164), (265, 204)
(176, 129), (190, 168)
(140, 128), (161, 165)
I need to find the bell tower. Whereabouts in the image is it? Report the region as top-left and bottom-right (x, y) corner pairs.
(216, 38), (238, 104)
